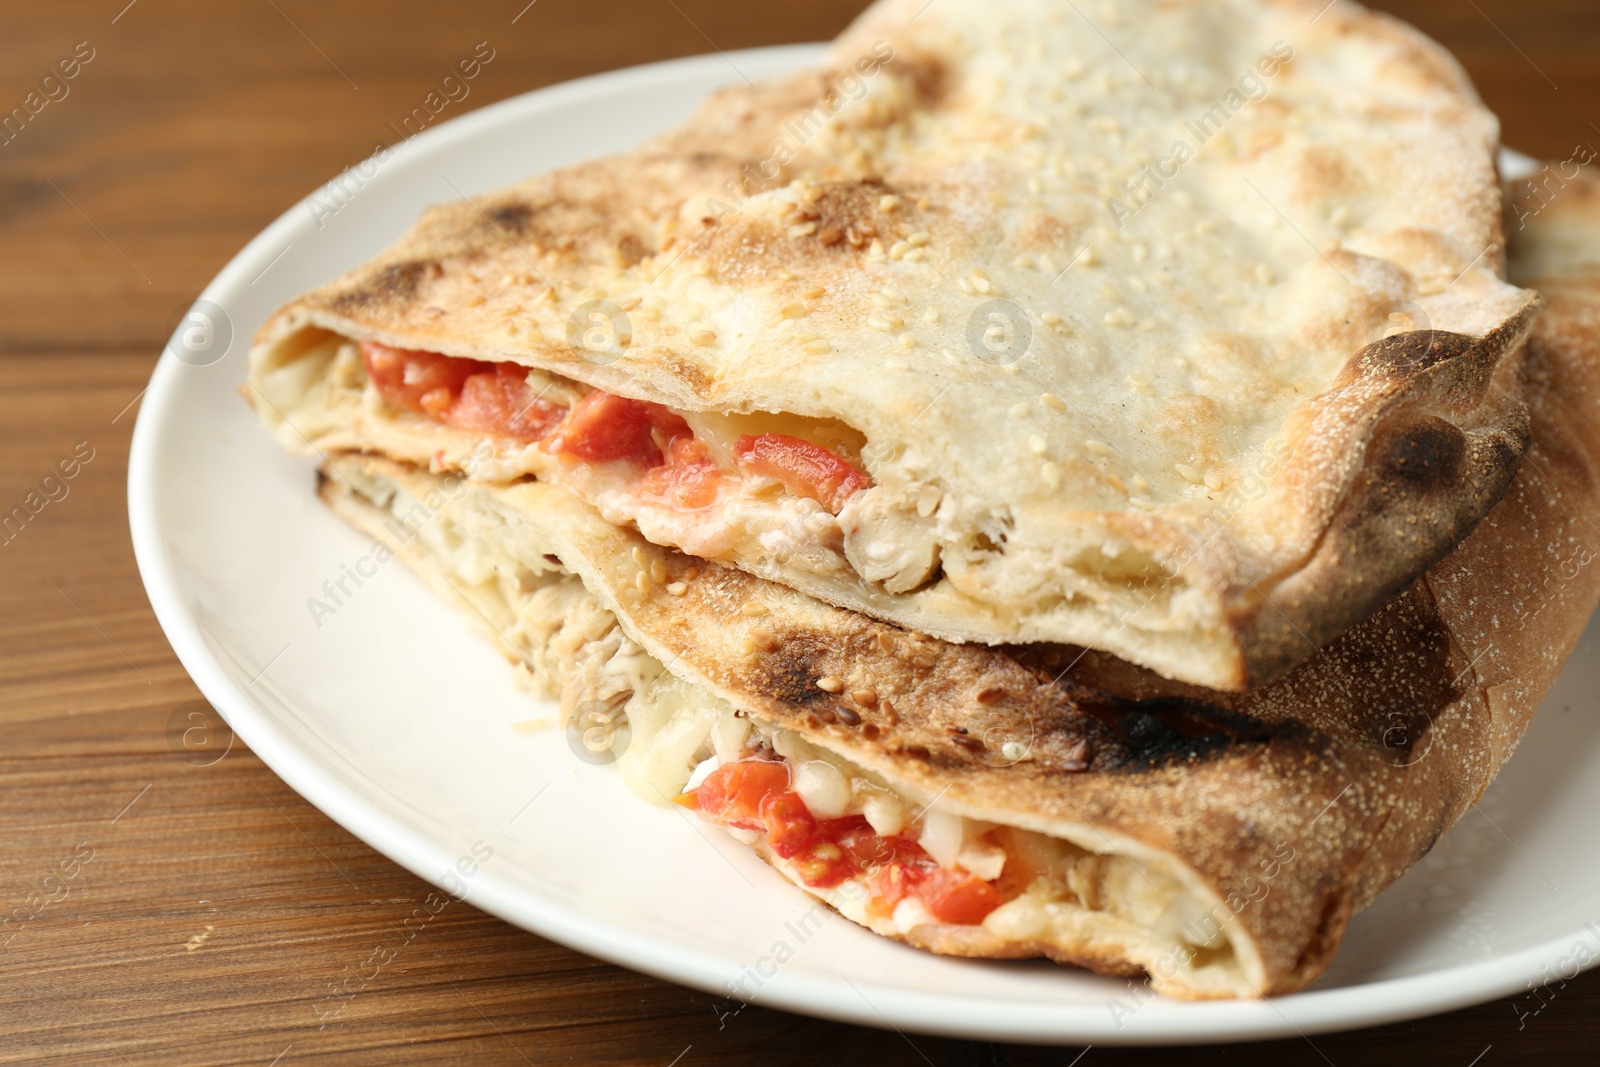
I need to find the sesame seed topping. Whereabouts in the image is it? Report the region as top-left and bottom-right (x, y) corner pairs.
(750, 627), (777, 651)
(879, 286), (907, 303)
(1204, 470), (1224, 491)
(1084, 438), (1111, 456)
(779, 302), (807, 319)
(788, 221), (818, 238)
(738, 637), (757, 656)
(1009, 402), (1030, 418)
(867, 316), (896, 333)
(922, 306), (939, 323)
(690, 330), (718, 346)
(802, 286), (826, 299)
(898, 333), (917, 348)
(1041, 462), (1063, 489)
(1175, 462), (1202, 484)
(879, 194), (901, 212)
(817, 676), (844, 693)
(1040, 393), (1068, 412)
(851, 688), (879, 707)
(876, 632), (895, 653)
(907, 232), (930, 246)
(666, 581), (687, 596)
(1040, 312), (1063, 326)
(1028, 434), (1047, 454)
(740, 601), (768, 616)
(804, 339), (833, 354)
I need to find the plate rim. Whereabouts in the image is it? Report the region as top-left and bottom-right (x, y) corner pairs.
(126, 44), (1591, 1046)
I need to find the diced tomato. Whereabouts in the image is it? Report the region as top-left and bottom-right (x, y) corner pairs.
(760, 791), (819, 859)
(865, 863), (916, 918)
(544, 390), (692, 464)
(450, 370), (565, 440)
(684, 758), (1004, 925)
(792, 840), (855, 888)
(734, 433), (867, 514)
(689, 759), (789, 830)
(361, 340), (489, 415)
(359, 340), (564, 442)
(914, 867), (1004, 925)
(639, 434), (724, 508)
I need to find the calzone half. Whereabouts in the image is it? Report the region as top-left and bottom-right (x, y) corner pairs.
(249, 0), (1536, 690)
(294, 168), (1600, 998)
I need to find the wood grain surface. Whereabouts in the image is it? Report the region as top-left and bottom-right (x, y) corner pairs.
(2, 1), (1598, 1063)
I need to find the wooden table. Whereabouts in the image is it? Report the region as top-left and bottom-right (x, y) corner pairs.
(2, 1), (1596, 1062)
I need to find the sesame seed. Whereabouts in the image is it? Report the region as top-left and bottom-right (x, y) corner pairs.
(907, 232), (930, 246)
(792, 330), (821, 344)
(740, 601), (769, 616)
(817, 676), (844, 693)
(1085, 438), (1110, 456)
(889, 241), (911, 259)
(1132, 473), (1150, 490)
(879, 286), (907, 303)
(1040, 393), (1068, 412)
(750, 627), (777, 651)
(1009, 402), (1030, 419)
(897, 333), (917, 348)
(631, 547), (646, 566)
(973, 276), (994, 294)
(1175, 462), (1202, 484)
(876, 632), (895, 653)
(666, 581), (687, 596)
(1041, 462), (1062, 489)
(851, 688), (879, 707)
(1097, 284), (1119, 301)
(738, 637), (757, 656)
(779, 302), (807, 319)
(802, 286), (826, 299)
(465, 295), (486, 308)
(1106, 472), (1128, 493)
(879, 194), (901, 212)
(871, 293), (895, 308)
(804, 339), (832, 354)
(788, 221), (818, 238)
(1204, 470), (1224, 491)
(691, 330), (718, 346)
(650, 559), (667, 584)
(635, 573), (650, 593)
(1029, 434), (1047, 454)
(1040, 312), (1063, 326)
(922, 307), (939, 323)
(1104, 308), (1135, 327)
(867, 316), (896, 333)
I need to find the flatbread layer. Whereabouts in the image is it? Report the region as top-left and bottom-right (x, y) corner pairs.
(250, 0), (1537, 690)
(308, 173), (1600, 996)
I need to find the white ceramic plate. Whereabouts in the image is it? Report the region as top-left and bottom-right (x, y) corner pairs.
(128, 48), (1599, 1044)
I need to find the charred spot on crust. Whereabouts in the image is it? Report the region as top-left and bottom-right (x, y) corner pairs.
(1380, 413), (1466, 488)
(1058, 683), (1287, 771)
(486, 200), (539, 236)
(331, 260), (433, 313)
(758, 634), (832, 708)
